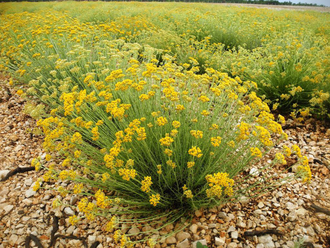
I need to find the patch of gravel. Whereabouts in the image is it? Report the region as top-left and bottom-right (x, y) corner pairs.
(0, 82), (329, 248)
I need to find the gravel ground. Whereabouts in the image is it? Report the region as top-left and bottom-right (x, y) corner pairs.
(0, 82), (329, 248)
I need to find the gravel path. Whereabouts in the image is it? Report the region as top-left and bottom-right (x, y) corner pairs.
(0, 82), (329, 248)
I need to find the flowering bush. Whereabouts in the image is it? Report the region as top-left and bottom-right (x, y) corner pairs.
(0, 7), (313, 246)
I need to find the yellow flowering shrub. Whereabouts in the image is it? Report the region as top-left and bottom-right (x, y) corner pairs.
(0, 5), (313, 246)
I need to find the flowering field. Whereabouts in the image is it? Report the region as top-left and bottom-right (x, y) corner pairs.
(0, 2), (326, 247)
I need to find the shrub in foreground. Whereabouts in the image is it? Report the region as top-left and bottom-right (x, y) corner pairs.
(0, 11), (312, 247)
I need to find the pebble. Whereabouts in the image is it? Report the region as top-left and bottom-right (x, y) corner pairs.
(288, 211), (297, 221)
(128, 226), (140, 235)
(88, 235), (96, 244)
(236, 219), (246, 228)
(227, 226), (236, 232)
(215, 237), (226, 246)
(3, 205), (14, 214)
(195, 210), (203, 217)
(227, 242), (238, 248)
(8, 234), (18, 246)
(190, 224), (198, 234)
(64, 207), (75, 216)
(25, 188), (36, 198)
(165, 236), (176, 244)
(0, 170), (10, 180)
(176, 231), (191, 242)
(177, 238), (189, 248)
(286, 202), (297, 210)
(231, 231), (238, 239)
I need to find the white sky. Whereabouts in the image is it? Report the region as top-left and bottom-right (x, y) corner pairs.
(278, 0), (330, 6)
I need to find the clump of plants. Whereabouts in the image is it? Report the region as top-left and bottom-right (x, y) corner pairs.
(1, 10), (312, 247)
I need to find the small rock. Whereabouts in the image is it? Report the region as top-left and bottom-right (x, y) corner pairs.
(195, 210), (203, 217)
(70, 196), (79, 205)
(14, 145), (24, 152)
(238, 196), (250, 204)
(128, 226), (140, 235)
(190, 224), (198, 234)
(176, 231), (191, 242)
(314, 223), (321, 234)
(218, 212), (227, 219)
(231, 231), (238, 239)
(236, 219), (246, 228)
(227, 225), (236, 232)
(250, 167), (259, 176)
(215, 237), (226, 246)
(25, 189), (36, 198)
(296, 208), (307, 216)
(286, 202), (297, 211)
(3, 205), (14, 214)
(25, 178), (33, 186)
(177, 238), (189, 248)
(22, 199), (32, 205)
(254, 209), (263, 216)
(64, 207), (75, 216)
(256, 244), (265, 248)
(9, 234), (18, 246)
(258, 202), (265, 208)
(0, 170), (10, 180)
(306, 226), (316, 236)
(88, 235), (96, 244)
(227, 242), (238, 248)
(165, 236), (176, 244)
(66, 226), (75, 235)
(288, 211), (297, 221)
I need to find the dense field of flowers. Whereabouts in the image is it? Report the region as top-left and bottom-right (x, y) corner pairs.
(0, 2), (320, 246)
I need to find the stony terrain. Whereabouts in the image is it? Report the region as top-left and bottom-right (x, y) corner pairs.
(0, 82), (330, 248)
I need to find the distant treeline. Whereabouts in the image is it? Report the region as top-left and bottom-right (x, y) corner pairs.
(0, 0), (326, 7)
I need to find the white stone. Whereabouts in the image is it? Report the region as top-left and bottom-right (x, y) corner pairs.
(66, 226), (75, 235)
(3, 205), (14, 214)
(231, 231), (238, 239)
(88, 235), (96, 244)
(25, 189), (36, 198)
(190, 224), (198, 234)
(176, 231), (191, 242)
(250, 167), (259, 176)
(215, 237), (226, 246)
(64, 207), (75, 216)
(296, 208), (307, 216)
(128, 226), (140, 235)
(218, 212), (227, 218)
(306, 226), (316, 236)
(286, 202), (297, 211)
(236, 219), (246, 228)
(25, 178), (33, 186)
(227, 242), (238, 248)
(288, 211), (297, 221)
(9, 234), (18, 246)
(227, 225), (236, 232)
(165, 236), (176, 244)
(256, 244), (265, 248)
(177, 238), (190, 248)
(258, 202), (265, 208)
(0, 170), (10, 180)
(254, 209), (263, 216)
(238, 196), (250, 204)
(22, 199), (32, 205)
(195, 210), (203, 217)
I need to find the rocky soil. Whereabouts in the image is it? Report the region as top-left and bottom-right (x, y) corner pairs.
(0, 82), (329, 248)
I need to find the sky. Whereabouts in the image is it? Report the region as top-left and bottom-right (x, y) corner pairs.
(278, 0), (330, 6)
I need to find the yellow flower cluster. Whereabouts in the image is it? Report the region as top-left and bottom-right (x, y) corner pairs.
(205, 172), (234, 199)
